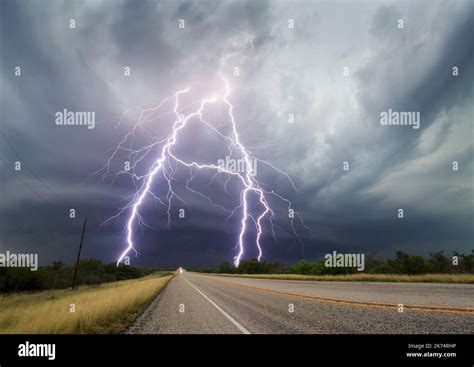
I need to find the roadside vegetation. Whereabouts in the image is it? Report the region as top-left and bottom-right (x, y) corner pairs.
(193, 250), (474, 283)
(0, 272), (174, 333)
(0, 259), (159, 293)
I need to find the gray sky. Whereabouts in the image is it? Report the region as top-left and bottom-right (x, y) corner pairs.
(0, 0), (472, 267)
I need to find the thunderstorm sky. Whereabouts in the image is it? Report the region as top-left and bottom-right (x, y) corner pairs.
(0, 0), (473, 267)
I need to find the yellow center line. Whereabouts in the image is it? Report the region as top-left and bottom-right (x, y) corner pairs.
(197, 275), (474, 315)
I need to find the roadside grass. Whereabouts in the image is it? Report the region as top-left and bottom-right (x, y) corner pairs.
(206, 273), (474, 284)
(0, 272), (174, 334)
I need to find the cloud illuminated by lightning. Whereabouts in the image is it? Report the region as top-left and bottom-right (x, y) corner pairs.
(94, 33), (310, 267)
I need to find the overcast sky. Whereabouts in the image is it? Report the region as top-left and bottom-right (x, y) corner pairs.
(0, 0), (472, 267)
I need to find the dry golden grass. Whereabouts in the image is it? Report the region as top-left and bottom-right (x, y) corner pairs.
(210, 273), (474, 283)
(0, 273), (174, 334)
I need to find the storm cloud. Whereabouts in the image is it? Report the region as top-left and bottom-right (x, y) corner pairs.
(0, 0), (472, 267)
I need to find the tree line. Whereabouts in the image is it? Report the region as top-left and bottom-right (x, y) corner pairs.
(0, 259), (159, 293)
(197, 250), (474, 275)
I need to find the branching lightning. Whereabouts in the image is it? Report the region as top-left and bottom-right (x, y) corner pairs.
(95, 33), (310, 267)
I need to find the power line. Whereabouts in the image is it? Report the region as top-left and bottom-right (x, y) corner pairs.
(0, 155), (44, 200)
(0, 128), (63, 201)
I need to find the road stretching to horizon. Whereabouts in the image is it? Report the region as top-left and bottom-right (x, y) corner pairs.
(127, 271), (474, 334)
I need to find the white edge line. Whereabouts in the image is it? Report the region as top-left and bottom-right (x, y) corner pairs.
(181, 274), (251, 334)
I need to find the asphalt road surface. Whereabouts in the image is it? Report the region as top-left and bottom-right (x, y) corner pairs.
(127, 272), (474, 334)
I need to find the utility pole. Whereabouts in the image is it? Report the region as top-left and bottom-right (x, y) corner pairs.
(72, 217), (87, 290)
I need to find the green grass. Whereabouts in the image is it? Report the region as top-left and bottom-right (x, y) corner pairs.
(206, 273), (474, 283)
(0, 272), (174, 334)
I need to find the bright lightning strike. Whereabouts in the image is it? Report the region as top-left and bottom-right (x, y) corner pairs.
(95, 35), (310, 267)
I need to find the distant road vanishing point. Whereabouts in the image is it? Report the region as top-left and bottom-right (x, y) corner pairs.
(127, 272), (474, 334)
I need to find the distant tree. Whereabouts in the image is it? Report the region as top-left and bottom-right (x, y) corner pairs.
(405, 255), (426, 274)
(237, 259), (275, 274)
(364, 251), (387, 273)
(288, 260), (319, 275)
(217, 261), (233, 274)
(265, 261), (284, 274)
(455, 250), (474, 273)
(77, 259), (105, 285)
(52, 261), (64, 270)
(428, 251), (451, 273)
(388, 251), (426, 274)
(388, 251), (408, 273)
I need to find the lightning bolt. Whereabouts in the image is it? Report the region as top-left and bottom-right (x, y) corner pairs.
(95, 33), (310, 267)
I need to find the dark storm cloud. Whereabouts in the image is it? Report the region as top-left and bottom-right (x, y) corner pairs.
(0, 0), (472, 267)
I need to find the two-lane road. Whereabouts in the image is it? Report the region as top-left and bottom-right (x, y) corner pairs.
(127, 272), (474, 334)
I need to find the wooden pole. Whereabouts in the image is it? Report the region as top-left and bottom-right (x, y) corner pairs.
(72, 217), (87, 290)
